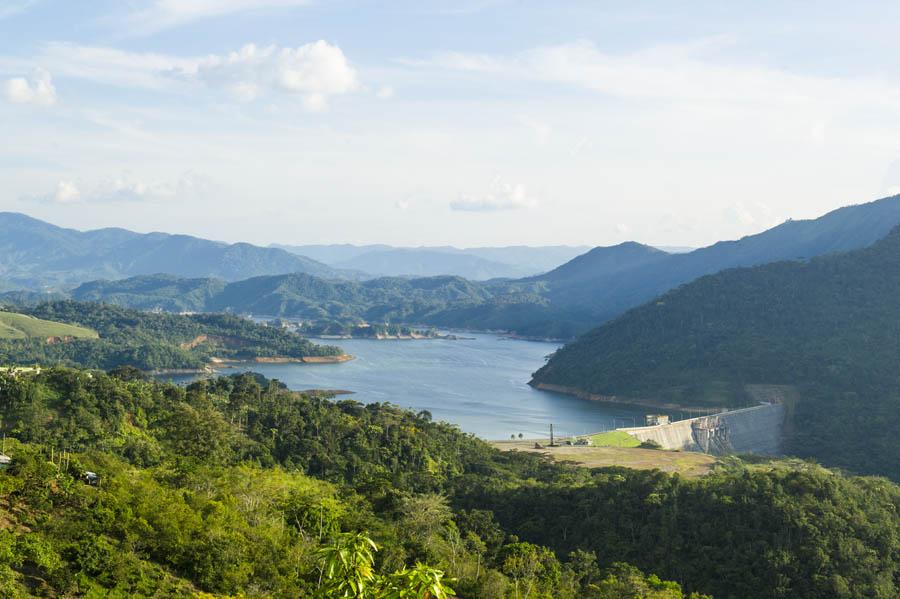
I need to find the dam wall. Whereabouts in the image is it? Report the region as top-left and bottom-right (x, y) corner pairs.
(620, 403), (786, 456)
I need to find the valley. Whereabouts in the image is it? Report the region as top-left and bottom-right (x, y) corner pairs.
(5, 5), (900, 595)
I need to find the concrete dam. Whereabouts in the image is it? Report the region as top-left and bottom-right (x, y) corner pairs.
(620, 403), (786, 456)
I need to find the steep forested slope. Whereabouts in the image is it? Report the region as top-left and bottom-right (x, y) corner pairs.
(533, 226), (900, 479)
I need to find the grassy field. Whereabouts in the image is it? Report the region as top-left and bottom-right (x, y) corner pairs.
(0, 311), (98, 341)
(491, 439), (717, 478)
(586, 430), (641, 447)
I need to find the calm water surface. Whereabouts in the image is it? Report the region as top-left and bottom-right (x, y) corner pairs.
(163, 333), (658, 440)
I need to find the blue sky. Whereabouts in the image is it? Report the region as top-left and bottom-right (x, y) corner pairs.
(3, 0), (900, 247)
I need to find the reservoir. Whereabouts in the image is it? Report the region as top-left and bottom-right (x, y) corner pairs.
(164, 333), (659, 440)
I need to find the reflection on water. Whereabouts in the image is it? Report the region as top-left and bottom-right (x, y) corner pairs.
(160, 333), (669, 440)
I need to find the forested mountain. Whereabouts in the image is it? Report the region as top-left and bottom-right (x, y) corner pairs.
(0, 301), (341, 371)
(0, 212), (349, 289)
(68, 272), (595, 338)
(516, 193), (900, 320)
(8, 195), (900, 339)
(282, 194), (900, 335)
(533, 225), (900, 480)
(1, 368), (897, 597)
(69, 272), (509, 319)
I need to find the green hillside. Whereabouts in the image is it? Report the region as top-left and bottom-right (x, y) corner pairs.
(0, 301), (342, 371)
(1, 368), (897, 597)
(0, 311), (97, 340)
(533, 226), (900, 480)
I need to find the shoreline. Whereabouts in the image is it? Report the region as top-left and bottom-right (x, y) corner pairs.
(530, 381), (722, 412)
(312, 333), (472, 341)
(211, 354), (354, 365)
(146, 367), (213, 376)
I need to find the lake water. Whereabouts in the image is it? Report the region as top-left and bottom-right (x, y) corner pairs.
(161, 333), (663, 440)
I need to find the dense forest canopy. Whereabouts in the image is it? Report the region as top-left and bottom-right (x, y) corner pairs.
(0, 368), (897, 597)
(0, 301), (342, 371)
(533, 226), (900, 481)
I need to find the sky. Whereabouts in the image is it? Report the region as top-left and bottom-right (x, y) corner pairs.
(3, 0), (900, 248)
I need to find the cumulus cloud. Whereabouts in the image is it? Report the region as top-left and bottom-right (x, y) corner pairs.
(451, 180), (537, 212)
(186, 42), (359, 110)
(4, 68), (56, 106)
(29, 172), (213, 204)
(53, 180), (81, 203)
(32, 41), (359, 110)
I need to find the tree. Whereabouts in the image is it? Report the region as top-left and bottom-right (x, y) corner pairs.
(317, 533), (455, 598)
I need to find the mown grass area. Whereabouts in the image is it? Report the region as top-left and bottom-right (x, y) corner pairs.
(587, 430), (641, 447)
(491, 439), (717, 478)
(0, 311), (98, 340)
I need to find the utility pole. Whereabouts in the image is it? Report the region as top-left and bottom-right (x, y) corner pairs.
(550, 423), (555, 447)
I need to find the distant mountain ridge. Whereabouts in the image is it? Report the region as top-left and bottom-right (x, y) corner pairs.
(6, 195), (900, 339)
(333, 248), (532, 280)
(275, 243), (591, 279)
(523, 194), (900, 322)
(0, 212), (351, 289)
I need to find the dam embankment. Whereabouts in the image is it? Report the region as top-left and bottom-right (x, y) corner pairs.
(620, 403), (786, 456)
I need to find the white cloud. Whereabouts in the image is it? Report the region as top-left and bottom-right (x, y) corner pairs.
(32, 41), (359, 110)
(376, 85), (395, 99)
(30, 172), (213, 204)
(4, 68), (56, 106)
(53, 180), (81, 203)
(35, 43), (192, 90)
(724, 201), (781, 228)
(414, 38), (900, 110)
(188, 42), (359, 110)
(451, 180), (537, 212)
(126, 0), (311, 33)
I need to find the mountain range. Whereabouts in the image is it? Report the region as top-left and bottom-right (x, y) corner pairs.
(5, 194), (900, 340)
(274, 243), (592, 279)
(0, 212), (350, 290)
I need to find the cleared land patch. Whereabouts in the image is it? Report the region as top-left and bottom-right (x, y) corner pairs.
(0, 312), (98, 341)
(491, 439), (717, 478)
(587, 430), (641, 448)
